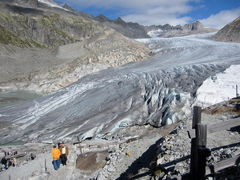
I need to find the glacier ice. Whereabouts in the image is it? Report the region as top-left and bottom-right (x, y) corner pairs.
(0, 34), (240, 144)
(195, 64), (240, 107)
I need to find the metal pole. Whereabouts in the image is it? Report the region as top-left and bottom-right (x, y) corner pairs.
(236, 85), (239, 97)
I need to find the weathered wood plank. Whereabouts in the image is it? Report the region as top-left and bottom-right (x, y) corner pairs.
(208, 118), (240, 134)
(197, 124), (208, 179)
(190, 106), (203, 179)
(192, 106), (202, 129)
(197, 124), (207, 147)
(206, 154), (240, 175)
(190, 138), (198, 179)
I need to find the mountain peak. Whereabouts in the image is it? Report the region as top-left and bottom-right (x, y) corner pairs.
(95, 14), (109, 22)
(62, 3), (74, 11)
(183, 21), (204, 31)
(115, 17), (124, 23)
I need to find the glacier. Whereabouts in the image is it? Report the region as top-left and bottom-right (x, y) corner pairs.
(0, 33), (240, 144)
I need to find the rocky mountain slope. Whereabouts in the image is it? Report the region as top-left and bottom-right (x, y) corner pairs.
(94, 15), (150, 38)
(0, 0), (150, 93)
(212, 17), (240, 42)
(0, 1), (108, 48)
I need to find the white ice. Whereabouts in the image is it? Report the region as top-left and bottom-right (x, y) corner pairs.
(195, 64), (240, 107)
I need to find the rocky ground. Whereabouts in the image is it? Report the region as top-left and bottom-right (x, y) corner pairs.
(0, 124), (178, 180)
(153, 99), (240, 179)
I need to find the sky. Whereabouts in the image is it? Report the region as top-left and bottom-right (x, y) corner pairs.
(55, 0), (240, 28)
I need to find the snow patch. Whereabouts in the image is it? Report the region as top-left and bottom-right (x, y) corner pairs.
(38, 0), (67, 10)
(147, 29), (163, 38)
(195, 64), (240, 107)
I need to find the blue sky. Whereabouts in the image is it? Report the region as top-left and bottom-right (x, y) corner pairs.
(55, 0), (240, 28)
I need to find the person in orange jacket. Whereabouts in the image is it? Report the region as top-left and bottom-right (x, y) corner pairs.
(51, 145), (61, 170)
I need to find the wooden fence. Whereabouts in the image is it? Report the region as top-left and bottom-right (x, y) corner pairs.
(189, 105), (240, 180)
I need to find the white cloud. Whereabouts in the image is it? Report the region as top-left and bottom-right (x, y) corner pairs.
(63, 0), (192, 9)
(62, 0), (196, 25)
(60, 0), (240, 27)
(200, 8), (240, 29)
(123, 13), (191, 26)
(122, 3), (193, 25)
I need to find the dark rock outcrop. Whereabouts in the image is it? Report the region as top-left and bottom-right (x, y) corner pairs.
(212, 17), (240, 42)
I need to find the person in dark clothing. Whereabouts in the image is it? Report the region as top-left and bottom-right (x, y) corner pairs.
(1, 157), (8, 169)
(1, 156), (10, 169)
(30, 153), (36, 160)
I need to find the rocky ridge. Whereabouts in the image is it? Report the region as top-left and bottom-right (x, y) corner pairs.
(212, 17), (240, 42)
(94, 15), (150, 39)
(94, 15), (216, 39)
(147, 21), (217, 38)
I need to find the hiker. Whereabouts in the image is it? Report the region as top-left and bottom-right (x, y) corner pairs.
(0, 155), (14, 169)
(51, 145), (61, 170)
(9, 158), (16, 167)
(59, 142), (69, 166)
(1, 156), (8, 169)
(30, 153), (36, 160)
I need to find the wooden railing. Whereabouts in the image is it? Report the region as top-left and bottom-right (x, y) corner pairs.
(189, 106), (240, 180)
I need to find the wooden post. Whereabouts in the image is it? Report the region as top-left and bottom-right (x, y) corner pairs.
(190, 138), (198, 178)
(197, 124), (207, 147)
(80, 146), (83, 154)
(192, 106), (201, 129)
(44, 158), (47, 172)
(197, 124), (207, 180)
(190, 106), (202, 180)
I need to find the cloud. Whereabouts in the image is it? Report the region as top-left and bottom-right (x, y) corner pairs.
(200, 8), (240, 29)
(62, 0), (192, 9)
(122, 3), (193, 25)
(62, 0), (196, 25)
(59, 0), (240, 27)
(123, 13), (191, 26)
